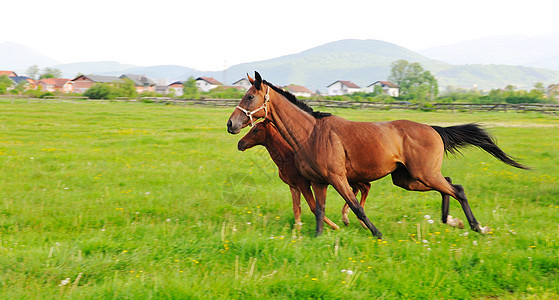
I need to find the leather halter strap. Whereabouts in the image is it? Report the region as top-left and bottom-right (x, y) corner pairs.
(236, 85), (270, 127)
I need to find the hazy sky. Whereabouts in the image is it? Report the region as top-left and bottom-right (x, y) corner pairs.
(3, 0), (558, 70)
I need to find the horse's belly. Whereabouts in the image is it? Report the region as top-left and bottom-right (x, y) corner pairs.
(345, 155), (397, 182)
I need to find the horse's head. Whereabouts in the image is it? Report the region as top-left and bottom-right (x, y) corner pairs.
(227, 71), (270, 134)
(237, 119), (271, 151)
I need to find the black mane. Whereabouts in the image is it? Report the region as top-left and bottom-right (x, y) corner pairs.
(263, 80), (332, 119)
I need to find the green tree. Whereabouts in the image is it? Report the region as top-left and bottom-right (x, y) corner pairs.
(26, 65), (40, 80)
(39, 68), (62, 79)
(183, 77), (198, 98)
(84, 83), (113, 99)
(388, 59), (438, 101)
(0, 75), (13, 94)
(115, 78), (138, 98)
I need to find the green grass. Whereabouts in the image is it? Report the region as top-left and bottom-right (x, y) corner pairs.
(0, 99), (558, 299)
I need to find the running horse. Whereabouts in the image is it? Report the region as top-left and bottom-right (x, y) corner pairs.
(237, 119), (371, 230)
(227, 72), (528, 238)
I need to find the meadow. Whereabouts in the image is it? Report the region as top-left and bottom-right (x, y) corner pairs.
(0, 99), (558, 299)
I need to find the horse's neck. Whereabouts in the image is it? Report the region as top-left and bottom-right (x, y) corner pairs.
(264, 127), (294, 166)
(268, 91), (316, 152)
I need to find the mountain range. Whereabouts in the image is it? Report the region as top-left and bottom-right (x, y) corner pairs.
(2, 35), (559, 92)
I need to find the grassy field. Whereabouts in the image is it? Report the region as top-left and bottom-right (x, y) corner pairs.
(0, 99), (558, 299)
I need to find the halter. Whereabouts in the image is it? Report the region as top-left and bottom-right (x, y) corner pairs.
(236, 86), (270, 127)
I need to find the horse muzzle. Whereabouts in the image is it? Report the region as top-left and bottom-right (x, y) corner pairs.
(227, 119), (241, 134)
(237, 140), (248, 151)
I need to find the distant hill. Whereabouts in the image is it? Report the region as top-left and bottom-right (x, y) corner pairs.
(210, 39), (559, 91)
(215, 39), (449, 92)
(52, 62), (199, 82)
(0, 42), (60, 72)
(419, 34), (559, 70)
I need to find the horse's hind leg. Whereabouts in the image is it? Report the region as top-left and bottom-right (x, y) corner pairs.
(451, 183), (489, 234)
(441, 177), (464, 229)
(392, 166), (471, 230)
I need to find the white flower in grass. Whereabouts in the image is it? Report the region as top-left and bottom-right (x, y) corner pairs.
(427, 219), (434, 224)
(424, 215), (431, 220)
(422, 239), (429, 244)
(59, 278), (71, 286)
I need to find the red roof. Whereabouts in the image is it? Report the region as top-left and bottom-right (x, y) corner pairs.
(328, 80), (360, 89)
(284, 84), (312, 94)
(39, 78), (70, 87)
(196, 77), (222, 85)
(368, 81), (399, 88)
(0, 71), (17, 77)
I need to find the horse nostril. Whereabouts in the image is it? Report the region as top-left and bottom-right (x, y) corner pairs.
(237, 141), (245, 151)
(227, 119), (232, 129)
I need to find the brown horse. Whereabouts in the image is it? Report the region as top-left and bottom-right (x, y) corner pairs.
(227, 72), (528, 238)
(237, 119), (371, 230)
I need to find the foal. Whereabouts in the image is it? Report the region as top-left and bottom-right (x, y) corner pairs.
(238, 120), (370, 229)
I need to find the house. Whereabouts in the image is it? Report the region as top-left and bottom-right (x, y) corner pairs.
(0, 71), (18, 77)
(327, 80), (361, 95)
(38, 78), (71, 93)
(70, 75), (123, 93)
(283, 84), (313, 98)
(168, 81), (184, 96)
(365, 81), (400, 97)
(232, 78), (251, 91)
(10, 76), (37, 90)
(547, 84), (559, 100)
(155, 85), (169, 95)
(196, 77), (222, 92)
(119, 74), (156, 93)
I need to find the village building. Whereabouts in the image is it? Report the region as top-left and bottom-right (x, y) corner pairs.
(365, 81), (400, 97)
(327, 80), (361, 95)
(38, 78), (71, 93)
(283, 84), (313, 97)
(547, 84), (559, 100)
(232, 78), (251, 90)
(168, 81), (184, 96)
(195, 77), (222, 92)
(119, 74), (157, 93)
(10, 76), (37, 90)
(70, 75), (123, 93)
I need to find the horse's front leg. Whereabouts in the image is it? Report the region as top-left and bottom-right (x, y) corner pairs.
(330, 176), (382, 238)
(299, 184), (339, 230)
(310, 182), (328, 236)
(289, 187), (302, 229)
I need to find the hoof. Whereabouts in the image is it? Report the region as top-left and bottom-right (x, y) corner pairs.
(480, 226), (491, 235)
(342, 218), (350, 226)
(446, 215), (465, 229)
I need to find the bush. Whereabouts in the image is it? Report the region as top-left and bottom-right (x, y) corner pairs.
(84, 84), (114, 99)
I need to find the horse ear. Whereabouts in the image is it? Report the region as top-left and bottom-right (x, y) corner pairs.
(247, 73), (254, 84)
(253, 71), (262, 90)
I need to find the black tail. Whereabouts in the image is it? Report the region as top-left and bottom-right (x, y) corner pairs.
(431, 123), (529, 170)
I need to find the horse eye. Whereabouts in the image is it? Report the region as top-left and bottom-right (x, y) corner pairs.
(248, 95), (255, 100)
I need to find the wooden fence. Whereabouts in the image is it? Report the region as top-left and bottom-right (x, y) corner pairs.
(2, 95), (559, 114)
